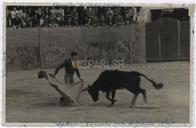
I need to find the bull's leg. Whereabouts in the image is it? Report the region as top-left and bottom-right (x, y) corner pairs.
(126, 87), (140, 108)
(140, 88), (147, 104)
(127, 78), (141, 108)
(129, 92), (139, 108)
(106, 91), (112, 101)
(106, 90), (118, 106)
(105, 91), (114, 106)
(111, 90), (117, 104)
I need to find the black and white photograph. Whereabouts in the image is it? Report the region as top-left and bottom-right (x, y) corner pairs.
(3, 3), (194, 126)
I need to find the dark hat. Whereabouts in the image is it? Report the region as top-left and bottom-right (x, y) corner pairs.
(38, 71), (47, 79)
(71, 51), (78, 57)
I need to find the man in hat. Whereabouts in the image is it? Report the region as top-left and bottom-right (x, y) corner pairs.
(54, 51), (81, 84)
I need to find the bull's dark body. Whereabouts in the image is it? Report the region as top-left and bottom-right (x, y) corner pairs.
(93, 70), (141, 92)
(87, 70), (163, 107)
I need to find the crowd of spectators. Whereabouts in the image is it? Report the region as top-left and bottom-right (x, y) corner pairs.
(6, 6), (141, 28)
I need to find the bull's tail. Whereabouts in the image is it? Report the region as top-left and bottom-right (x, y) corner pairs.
(134, 72), (163, 90)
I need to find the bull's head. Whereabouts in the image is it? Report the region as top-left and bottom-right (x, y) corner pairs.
(82, 85), (99, 102)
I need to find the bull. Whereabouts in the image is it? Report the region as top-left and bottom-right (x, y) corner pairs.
(82, 70), (163, 107)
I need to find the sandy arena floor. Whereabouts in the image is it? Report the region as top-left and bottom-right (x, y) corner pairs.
(5, 61), (190, 124)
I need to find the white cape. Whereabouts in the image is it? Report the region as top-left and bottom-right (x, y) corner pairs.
(46, 73), (83, 105)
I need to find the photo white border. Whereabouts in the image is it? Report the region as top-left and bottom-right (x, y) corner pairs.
(1, 1), (195, 127)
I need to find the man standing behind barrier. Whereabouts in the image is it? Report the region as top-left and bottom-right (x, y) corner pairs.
(54, 51), (81, 84)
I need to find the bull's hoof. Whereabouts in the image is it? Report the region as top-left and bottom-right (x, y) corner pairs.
(113, 99), (117, 102)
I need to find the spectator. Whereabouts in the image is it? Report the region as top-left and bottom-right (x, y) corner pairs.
(32, 14), (39, 27)
(26, 13), (32, 27)
(36, 7), (45, 20)
(58, 7), (65, 18)
(71, 7), (79, 25)
(106, 8), (114, 25)
(132, 7), (137, 23)
(77, 7), (86, 25)
(39, 17), (45, 26)
(124, 9), (131, 24)
(56, 12), (64, 26)
(92, 16), (99, 26)
(27, 7), (35, 18)
(99, 15), (106, 26)
(50, 7), (57, 22)
(97, 7), (106, 18)
(7, 9), (12, 28)
(11, 7), (18, 20)
(66, 14), (72, 26)
(114, 15), (123, 25)
(12, 14), (22, 28)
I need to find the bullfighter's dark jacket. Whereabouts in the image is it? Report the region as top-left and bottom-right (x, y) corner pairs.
(54, 58), (80, 78)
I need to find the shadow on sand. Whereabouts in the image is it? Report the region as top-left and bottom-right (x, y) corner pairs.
(130, 106), (159, 109)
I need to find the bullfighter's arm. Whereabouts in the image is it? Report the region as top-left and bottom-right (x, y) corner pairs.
(75, 68), (81, 79)
(54, 62), (65, 75)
